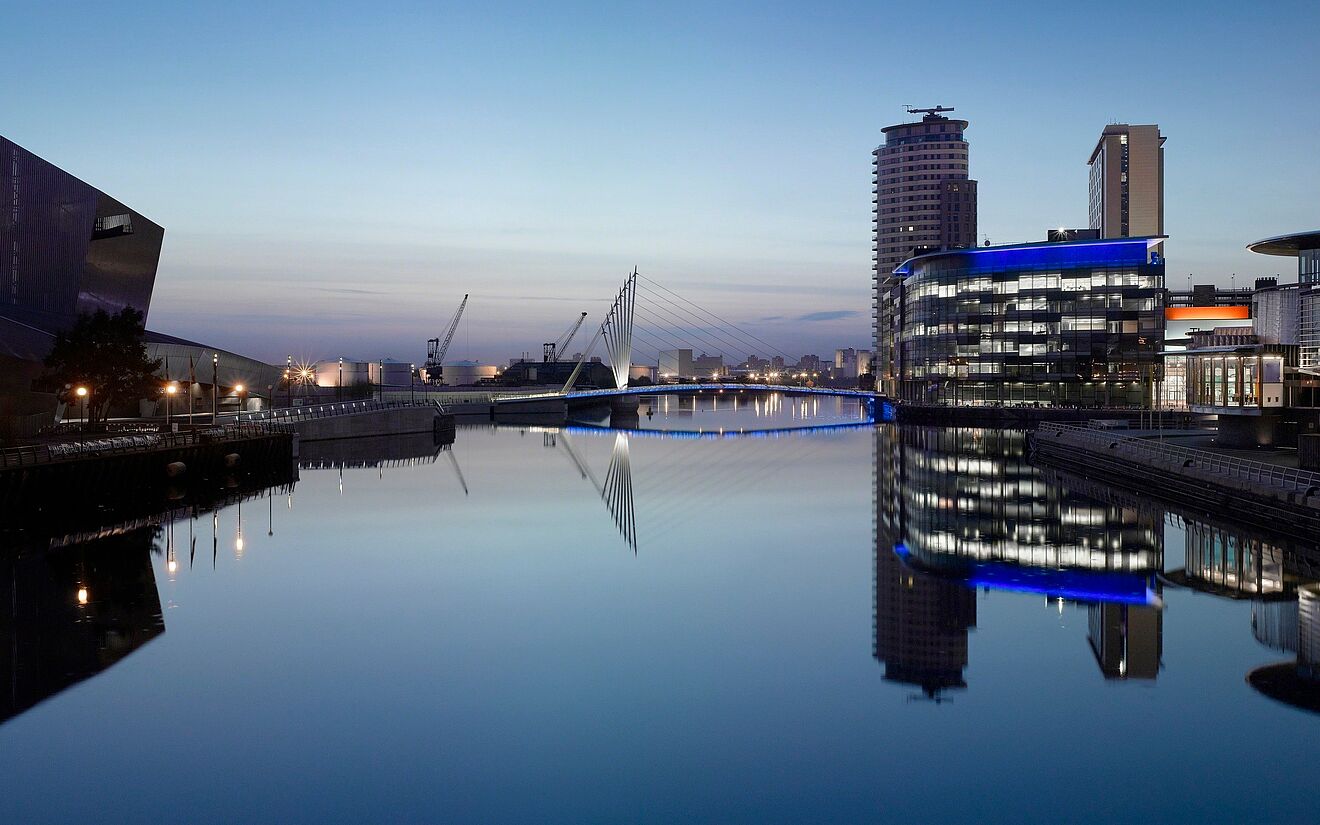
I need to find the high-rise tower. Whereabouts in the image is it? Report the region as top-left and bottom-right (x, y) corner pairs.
(1088, 124), (1165, 239)
(872, 107), (977, 395)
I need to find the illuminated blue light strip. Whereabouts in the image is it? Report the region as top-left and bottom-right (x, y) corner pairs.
(894, 545), (1158, 606)
(561, 420), (876, 440)
(893, 236), (1163, 277)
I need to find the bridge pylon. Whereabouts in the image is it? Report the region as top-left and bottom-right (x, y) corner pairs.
(562, 268), (637, 393)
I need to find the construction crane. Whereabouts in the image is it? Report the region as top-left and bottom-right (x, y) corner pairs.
(543, 311), (588, 362)
(426, 293), (468, 373)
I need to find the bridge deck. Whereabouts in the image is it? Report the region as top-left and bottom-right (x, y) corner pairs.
(493, 383), (884, 404)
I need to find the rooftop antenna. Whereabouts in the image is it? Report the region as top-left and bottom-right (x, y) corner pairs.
(906, 105), (956, 117)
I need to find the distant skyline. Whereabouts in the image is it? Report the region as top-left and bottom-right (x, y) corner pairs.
(4, 1), (1317, 365)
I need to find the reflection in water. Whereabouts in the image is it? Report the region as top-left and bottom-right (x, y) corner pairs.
(0, 529), (164, 726)
(874, 424), (1320, 705)
(874, 425), (1165, 694)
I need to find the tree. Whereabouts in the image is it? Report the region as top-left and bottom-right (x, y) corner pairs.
(44, 308), (162, 425)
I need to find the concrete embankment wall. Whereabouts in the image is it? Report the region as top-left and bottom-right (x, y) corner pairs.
(0, 431), (295, 526)
(1032, 428), (1320, 539)
(292, 407), (456, 441)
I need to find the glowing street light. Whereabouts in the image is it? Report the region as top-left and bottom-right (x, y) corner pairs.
(234, 383), (246, 414)
(164, 382), (179, 428)
(74, 385), (89, 436)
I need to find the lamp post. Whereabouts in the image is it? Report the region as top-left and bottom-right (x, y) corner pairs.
(338, 357), (343, 401)
(211, 352), (219, 423)
(410, 363), (416, 403)
(286, 355), (293, 407)
(75, 386), (88, 441)
(165, 382), (178, 429)
(235, 383), (246, 414)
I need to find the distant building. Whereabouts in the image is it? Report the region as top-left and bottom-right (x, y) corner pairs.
(1253, 279), (1301, 345)
(873, 107), (978, 396)
(1248, 231), (1320, 369)
(659, 349), (694, 380)
(1088, 124), (1165, 240)
(692, 352), (725, 379)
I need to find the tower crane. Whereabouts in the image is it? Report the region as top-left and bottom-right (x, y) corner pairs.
(426, 294), (469, 380)
(543, 311), (588, 362)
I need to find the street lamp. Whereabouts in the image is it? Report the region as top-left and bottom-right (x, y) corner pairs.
(338, 357), (343, 400)
(164, 382), (178, 429)
(212, 352), (219, 422)
(234, 383), (246, 414)
(74, 385), (88, 437)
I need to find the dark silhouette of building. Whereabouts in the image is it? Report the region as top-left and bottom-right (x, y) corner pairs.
(0, 528), (165, 726)
(0, 135), (164, 394)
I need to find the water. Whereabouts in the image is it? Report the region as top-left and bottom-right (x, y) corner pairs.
(1, 393), (1316, 823)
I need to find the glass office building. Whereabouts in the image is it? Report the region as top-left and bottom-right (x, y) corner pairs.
(892, 236), (1166, 406)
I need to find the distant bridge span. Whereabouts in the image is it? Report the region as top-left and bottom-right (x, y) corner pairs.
(493, 382), (886, 405)
(490, 383), (893, 424)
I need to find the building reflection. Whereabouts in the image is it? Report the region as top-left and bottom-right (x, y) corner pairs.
(873, 425), (1166, 695)
(0, 528), (164, 726)
(1163, 519), (1320, 713)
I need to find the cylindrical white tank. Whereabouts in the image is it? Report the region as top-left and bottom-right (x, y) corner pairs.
(316, 359), (372, 387)
(441, 361), (498, 386)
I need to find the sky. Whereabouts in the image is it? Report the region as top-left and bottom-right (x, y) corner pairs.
(3, 1), (1318, 365)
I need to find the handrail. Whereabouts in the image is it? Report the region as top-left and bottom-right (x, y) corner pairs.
(227, 398), (444, 425)
(491, 383), (884, 403)
(1035, 422), (1320, 493)
(0, 423), (283, 469)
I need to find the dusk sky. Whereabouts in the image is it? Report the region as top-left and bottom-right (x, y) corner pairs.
(4, 1), (1317, 365)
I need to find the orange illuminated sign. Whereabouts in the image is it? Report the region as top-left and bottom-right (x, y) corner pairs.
(1165, 306), (1250, 321)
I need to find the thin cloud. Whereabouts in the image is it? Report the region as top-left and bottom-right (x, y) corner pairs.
(797, 310), (860, 322)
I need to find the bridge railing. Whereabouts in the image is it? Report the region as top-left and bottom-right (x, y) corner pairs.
(227, 398), (444, 425)
(1034, 422), (1320, 493)
(493, 383), (882, 402)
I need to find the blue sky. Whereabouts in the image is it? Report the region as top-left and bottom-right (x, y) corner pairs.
(3, 1), (1317, 364)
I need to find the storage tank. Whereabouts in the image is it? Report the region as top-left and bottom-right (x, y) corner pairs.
(315, 358), (371, 387)
(370, 359), (414, 388)
(441, 360), (498, 386)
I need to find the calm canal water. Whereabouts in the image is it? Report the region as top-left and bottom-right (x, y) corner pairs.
(1, 393), (1316, 823)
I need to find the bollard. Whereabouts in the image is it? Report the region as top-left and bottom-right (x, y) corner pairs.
(224, 453), (241, 468)
(165, 461), (187, 478)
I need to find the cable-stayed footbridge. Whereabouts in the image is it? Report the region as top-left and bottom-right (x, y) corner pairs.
(493, 268), (888, 415)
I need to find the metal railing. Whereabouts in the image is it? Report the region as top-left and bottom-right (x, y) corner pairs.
(490, 383), (883, 404)
(1036, 423), (1320, 494)
(0, 424), (280, 469)
(227, 398), (445, 425)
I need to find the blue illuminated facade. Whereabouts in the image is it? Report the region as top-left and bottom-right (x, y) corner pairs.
(893, 236), (1166, 406)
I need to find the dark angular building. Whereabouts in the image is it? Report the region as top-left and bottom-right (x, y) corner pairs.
(1, 135), (164, 394)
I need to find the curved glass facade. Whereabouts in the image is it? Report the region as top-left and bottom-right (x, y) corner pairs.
(895, 238), (1165, 406)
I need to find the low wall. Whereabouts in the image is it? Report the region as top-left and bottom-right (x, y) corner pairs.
(292, 406), (453, 441)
